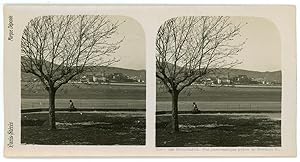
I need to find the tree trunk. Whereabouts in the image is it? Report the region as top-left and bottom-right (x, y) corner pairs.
(171, 91), (179, 132)
(48, 88), (56, 130)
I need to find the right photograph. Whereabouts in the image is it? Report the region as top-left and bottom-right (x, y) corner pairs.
(156, 16), (281, 147)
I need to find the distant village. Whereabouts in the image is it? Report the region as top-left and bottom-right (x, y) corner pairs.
(69, 72), (145, 84)
(21, 71), (146, 85)
(197, 74), (281, 86)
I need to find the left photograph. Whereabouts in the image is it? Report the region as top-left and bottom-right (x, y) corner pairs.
(20, 15), (146, 145)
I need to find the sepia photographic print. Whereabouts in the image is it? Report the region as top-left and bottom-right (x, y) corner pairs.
(20, 15), (146, 145)
(3, 5), (296, 157)
(156, 16), (282, 147)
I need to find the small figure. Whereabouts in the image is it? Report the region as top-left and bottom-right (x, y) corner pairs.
(69, 100), (77, 111)
(192, 102), (199, 113)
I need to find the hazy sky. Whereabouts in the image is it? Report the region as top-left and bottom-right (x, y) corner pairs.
(109, 16), (280, 72)
(108, 16), (145, 70)
(231, 17), (281, 72)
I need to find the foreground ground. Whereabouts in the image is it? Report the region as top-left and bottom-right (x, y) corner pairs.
(21, 112), (145, 145)
(156, 113), (281, 147)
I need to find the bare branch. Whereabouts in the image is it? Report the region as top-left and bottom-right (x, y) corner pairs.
(21, 15), (123, 90)
(156, 16), (246, 94)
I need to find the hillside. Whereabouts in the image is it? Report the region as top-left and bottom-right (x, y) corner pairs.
(21, 56), (146, 82)
(155, 67), (281, 83)
(21, 66), (146, 82)
(207, 69), (281, 82)
(156, 62), (281, 82)
(81, 66), (146, 81)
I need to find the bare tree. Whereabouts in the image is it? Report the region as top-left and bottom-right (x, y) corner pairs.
(21, 15), (123, 130)
(156, 16), (246, 132)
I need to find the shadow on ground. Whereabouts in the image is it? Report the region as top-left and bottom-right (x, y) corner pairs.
(21, 112), (145, 145)
(156, 113), (281, 147)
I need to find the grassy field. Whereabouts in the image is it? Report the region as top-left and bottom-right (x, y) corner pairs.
(21, 112), (145, 145)
(22, 83), (146, 145)
(156, 113), (281, 147)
